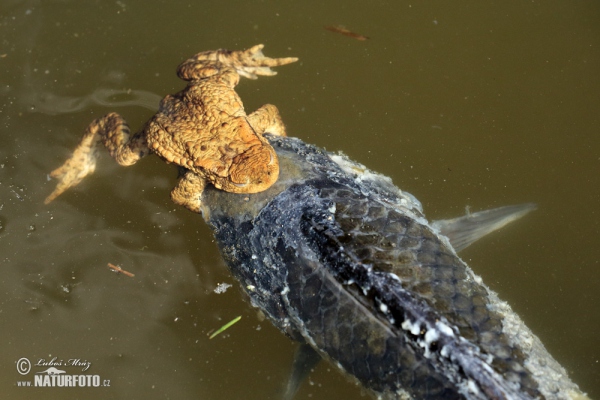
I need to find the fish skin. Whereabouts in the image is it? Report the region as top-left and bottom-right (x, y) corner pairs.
(200, 135), (585, 400)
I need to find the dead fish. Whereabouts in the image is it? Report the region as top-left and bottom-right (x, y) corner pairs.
(200, 135), (588, 400)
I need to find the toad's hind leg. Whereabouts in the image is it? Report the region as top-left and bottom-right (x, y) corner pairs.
(170, 171), (207, 213)
(247, 104), (288, 137)
(45, 112), (150, 204)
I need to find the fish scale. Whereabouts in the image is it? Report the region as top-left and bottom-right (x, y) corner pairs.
(329, 185), (524, 363)
(316, 182), (541, 398)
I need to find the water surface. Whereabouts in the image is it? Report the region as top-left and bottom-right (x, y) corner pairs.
(1, 1), (598, 399)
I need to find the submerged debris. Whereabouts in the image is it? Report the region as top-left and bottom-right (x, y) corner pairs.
(107, 263), (135, 277)
(324, 25), (369, 41)
(213, 282), (232, 294)
(209, 316), (242, 339)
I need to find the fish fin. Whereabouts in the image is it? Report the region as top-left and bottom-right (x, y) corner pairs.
(432, 203), (537, 252)
(282, 343), (321, 400)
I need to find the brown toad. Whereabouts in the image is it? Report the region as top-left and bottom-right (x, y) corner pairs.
(45, 44), (298, 212)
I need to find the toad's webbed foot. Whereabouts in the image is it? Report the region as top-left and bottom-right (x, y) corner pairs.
(45, 113), (150, 204)
(177, 44), (298, 81)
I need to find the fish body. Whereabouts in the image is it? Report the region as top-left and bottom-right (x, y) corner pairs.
(201, 135), (585, 400)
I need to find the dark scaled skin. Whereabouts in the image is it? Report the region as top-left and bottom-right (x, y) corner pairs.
(45, 45), (298, 212)
(201, 136), (550, 400)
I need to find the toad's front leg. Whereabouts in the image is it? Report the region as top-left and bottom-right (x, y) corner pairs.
(177, 44), (298, 82)
(45, 112), (150, 204)
(170, 171), (207, 213)
(247, 104), (288, 137)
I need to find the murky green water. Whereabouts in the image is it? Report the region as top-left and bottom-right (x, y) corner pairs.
(1, 1), (598, 399)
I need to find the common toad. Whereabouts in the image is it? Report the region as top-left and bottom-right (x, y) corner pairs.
(45, 44), (298, 212)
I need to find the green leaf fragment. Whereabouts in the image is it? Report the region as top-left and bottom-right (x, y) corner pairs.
(209, 316), (242, 339)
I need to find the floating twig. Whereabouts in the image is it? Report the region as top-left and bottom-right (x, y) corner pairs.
(324, 25), (369, 41)
(107, 263), (135, 277)
(209, 316), (242, 339)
